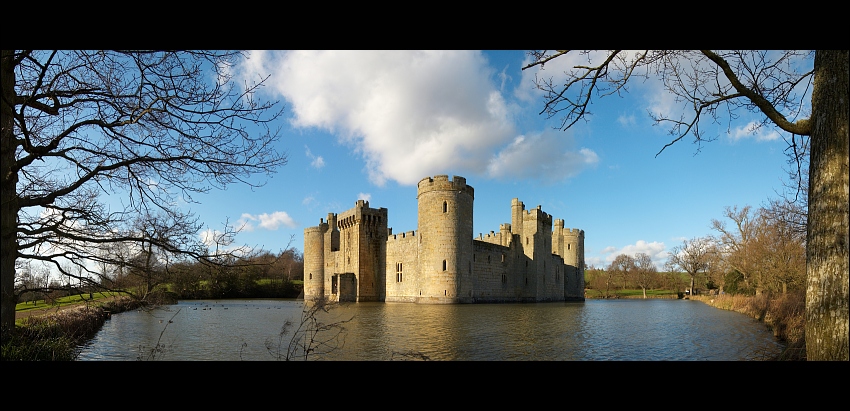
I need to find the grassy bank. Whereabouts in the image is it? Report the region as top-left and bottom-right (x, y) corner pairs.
(3, 295), (144, 361)
(584, 288), (681, 299)
(690, 291), (806, 360)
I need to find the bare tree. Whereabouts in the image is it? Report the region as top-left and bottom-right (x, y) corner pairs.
(2, 50), (287, 336)
(711, 205), (760, 294)
(712, 205), (806, 295)
(668, 237), (714, 297)
(607, 254), (635, 291)
(523, 50), (847, 360)
(751, 206), (806, 295)
(633, 253), (657, 299)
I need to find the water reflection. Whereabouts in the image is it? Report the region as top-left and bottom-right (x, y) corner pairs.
(77, 298), (784, 361)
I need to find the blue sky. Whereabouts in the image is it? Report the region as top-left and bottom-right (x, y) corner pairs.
(185, 50), (807, 270)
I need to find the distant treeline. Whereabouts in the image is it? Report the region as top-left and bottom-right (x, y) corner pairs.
(17, 249), (304, 304)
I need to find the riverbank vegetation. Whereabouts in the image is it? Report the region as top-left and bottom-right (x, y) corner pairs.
(3, 295), (142, 360)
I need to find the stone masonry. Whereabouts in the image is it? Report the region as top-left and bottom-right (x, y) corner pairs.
(303, 175), (585, 303)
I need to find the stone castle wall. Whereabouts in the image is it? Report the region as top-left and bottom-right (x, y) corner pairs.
(385, 230), (421, 302)
(303, 175), (585, 304)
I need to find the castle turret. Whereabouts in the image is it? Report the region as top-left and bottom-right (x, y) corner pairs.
(336, 200), (387, 302)
(417, 175), (474, 302)
(510, 198), (524, 238)
(561, 228), (585, 299)
(499, 223), (512, 247)
(303, 219), (328, 300)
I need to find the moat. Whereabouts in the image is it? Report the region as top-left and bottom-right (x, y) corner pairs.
(76, 298), (784, 360)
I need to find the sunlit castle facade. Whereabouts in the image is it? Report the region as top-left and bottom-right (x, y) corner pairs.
(303, 175), (585, 303)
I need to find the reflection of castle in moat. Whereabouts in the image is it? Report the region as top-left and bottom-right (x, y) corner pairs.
(303, 175), (585, 303)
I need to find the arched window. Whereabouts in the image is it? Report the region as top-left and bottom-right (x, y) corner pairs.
(443, 201), (448, 213)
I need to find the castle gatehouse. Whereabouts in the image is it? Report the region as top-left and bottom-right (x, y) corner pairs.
(303, 175), (585, 303)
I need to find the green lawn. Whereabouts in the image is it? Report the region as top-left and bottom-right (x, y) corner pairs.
(15, 292), (128, 312)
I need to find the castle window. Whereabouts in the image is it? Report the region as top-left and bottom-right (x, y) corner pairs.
(396, 262), (403, 282)
(568, 244), (571, 250)
(443, 201), (448, 213)
(488, 255), (491, 263)
(443, 260), (447, 271)
(309, 273), (312, 280)
(501, 254), (505, 263)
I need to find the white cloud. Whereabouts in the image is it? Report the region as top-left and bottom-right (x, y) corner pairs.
(730, 121), (781, 142)
(486, 129), (598, 183)
(240, 50), (517, 186)
(585, 256), (604, 269)
(357, 193), (371, 202)
(601, 240), (668, 268)
(200, 228), (227, 248)
(237, 211), (297, 232)
(305, 146), (325, 169)
(617, 113), (636, 127)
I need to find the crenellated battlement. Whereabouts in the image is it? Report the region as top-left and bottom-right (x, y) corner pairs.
(388, 230), (417, 241)
(522, 205), (553, 227)
(417, 174), (475, 199)
(304, 225), (325, 235)
(337, 202), (388, 230)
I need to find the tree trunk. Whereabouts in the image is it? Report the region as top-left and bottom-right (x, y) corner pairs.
(1, 50), (18, 336)
(689, 275), (695, 297)
(806, 50), (849, 361)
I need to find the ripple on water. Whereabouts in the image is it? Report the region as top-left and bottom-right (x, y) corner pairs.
(77, 298), (784, 361)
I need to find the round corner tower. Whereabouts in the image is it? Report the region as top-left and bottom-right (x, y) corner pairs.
(416, 175), (474, 303)
(303, 222), (326, 300)
(562, 227), (585, 299)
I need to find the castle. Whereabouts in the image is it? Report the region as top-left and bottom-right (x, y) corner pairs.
(303, 175), (585, 303)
